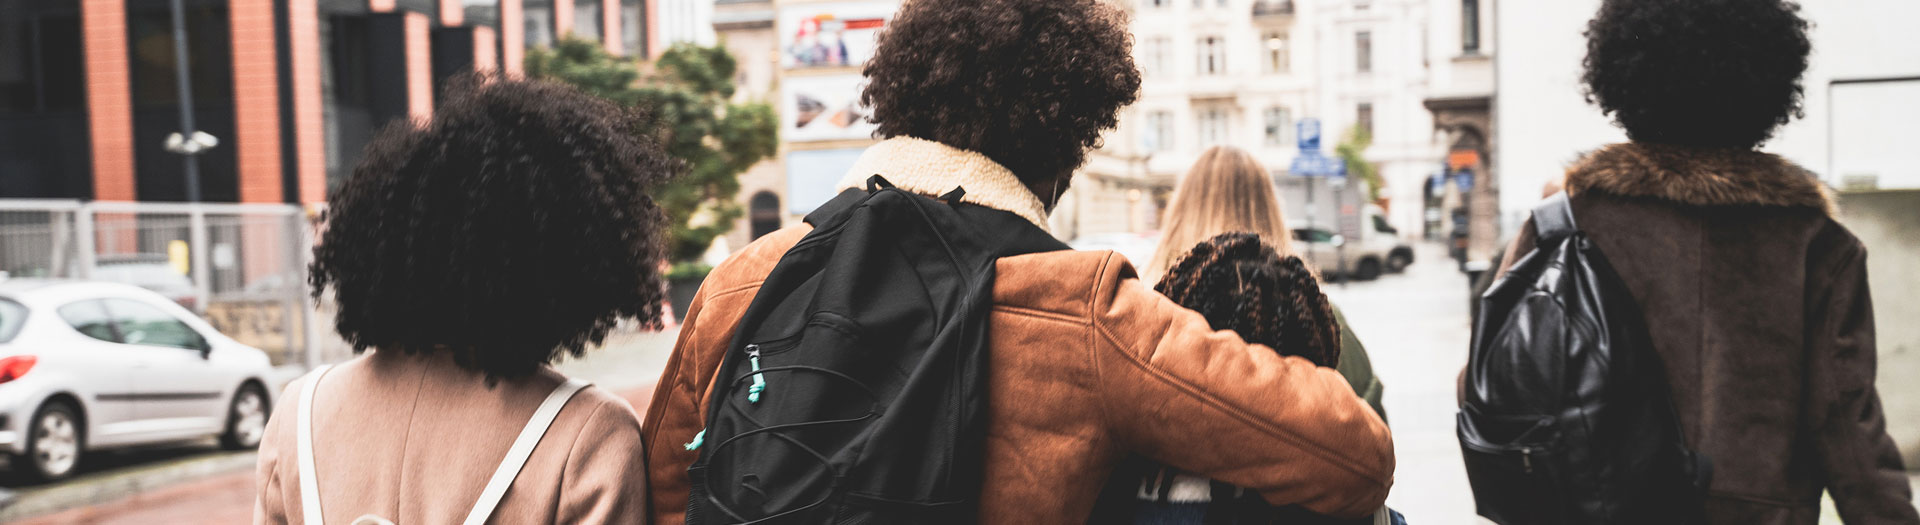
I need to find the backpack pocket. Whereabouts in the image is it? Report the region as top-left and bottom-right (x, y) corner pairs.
(1457, 410), (1566, 525)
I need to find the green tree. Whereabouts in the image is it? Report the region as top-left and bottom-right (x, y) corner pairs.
(1334, 125), (1385, 203)
(526, 38), (779, 262)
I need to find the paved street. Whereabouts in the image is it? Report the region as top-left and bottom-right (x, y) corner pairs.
(1323, 243), (1485, 524)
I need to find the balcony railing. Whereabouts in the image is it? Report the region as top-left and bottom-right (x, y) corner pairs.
(1252, 0), (1295, 17)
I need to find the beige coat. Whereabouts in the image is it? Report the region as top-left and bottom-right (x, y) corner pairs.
(254, 350), (648, 524)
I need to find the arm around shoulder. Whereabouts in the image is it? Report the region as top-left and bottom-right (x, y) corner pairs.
(1087, 253), (1395, 518)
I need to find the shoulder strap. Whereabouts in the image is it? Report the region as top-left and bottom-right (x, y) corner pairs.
(461, 378), (591, 525)
(298, 364), (336, 525)
(1532, 192), (1579, 241)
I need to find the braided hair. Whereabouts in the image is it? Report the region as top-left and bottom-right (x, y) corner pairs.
(1153, 232), (1342, 368)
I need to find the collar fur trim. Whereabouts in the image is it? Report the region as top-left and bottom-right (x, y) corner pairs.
(835, 137), (1050, 231)
(1565, 143), (1835, 215)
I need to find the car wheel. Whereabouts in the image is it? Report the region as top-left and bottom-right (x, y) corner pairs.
(1387, 252), (1412, 273)
(220, 383), (269, 450)
(20, 400), (83, 481)
(1355, 258), (1383, 281)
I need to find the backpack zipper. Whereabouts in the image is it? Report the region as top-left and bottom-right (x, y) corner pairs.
(1521, 447), (1533, 474)
(747, 345), (767, 403)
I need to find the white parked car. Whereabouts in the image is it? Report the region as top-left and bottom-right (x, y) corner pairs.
(0, 280), (275, 481)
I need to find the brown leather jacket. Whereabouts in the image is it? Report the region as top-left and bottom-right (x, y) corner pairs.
(1493, 143), (1917, 524)
(641, 136), (1392, 524)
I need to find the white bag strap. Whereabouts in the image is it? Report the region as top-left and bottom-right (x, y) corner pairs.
(297, 364), (336, 525)
(461, 378), (591, 525)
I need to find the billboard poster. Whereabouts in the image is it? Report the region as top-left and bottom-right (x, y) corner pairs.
(782, 74), (878, 142)
(778, 2), (895, 69)
(786, 148), (868, 214)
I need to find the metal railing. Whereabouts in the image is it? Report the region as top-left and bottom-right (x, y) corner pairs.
(0, 199), (320, 368)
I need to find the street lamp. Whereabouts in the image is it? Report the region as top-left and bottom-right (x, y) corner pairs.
(165, 0), (215, 312)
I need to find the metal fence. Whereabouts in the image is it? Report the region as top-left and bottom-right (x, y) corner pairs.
(0, 199), (319, 368)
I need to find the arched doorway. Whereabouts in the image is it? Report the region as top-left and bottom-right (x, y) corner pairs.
(749, 191), (782, 240)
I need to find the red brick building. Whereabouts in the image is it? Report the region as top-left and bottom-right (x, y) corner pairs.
(0, 0), (659, 204)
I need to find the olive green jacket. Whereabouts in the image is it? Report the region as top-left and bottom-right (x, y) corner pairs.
(1333, 307), (1387, 423)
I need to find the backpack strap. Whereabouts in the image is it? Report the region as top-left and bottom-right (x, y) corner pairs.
(297, 364), (336, 525)
(1531, 192), (1579, 241)
(461, 378), (591, 525)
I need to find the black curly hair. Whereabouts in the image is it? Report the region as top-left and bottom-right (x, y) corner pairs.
(1154, 233), (1341, 368)
(861, 0), (1140, 204)
(310, 77), (678, 378)
(1582, 0), (1811, 149)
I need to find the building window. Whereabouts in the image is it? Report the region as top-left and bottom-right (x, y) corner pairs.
(622, 0), (647, 56)
(1356, 102), (1373, 137)
(1143, 0), (1168, 8)
(1264, 107), (1290, 146)
(749, 191), (782, 240)
(1141, 37), (1169, 76)
(1263, 32), (1289, 74)
(1144, 111), (1173, 152)
(525, 0), (555, 48)
(463, 0), (499, 28)
(574, 0), (603, 41)
(1197, 107), (1230, 146)
(1462, 0), (1481, 54)
(1355, 31), (1372, 73)
(1197, 36), (1223, 76)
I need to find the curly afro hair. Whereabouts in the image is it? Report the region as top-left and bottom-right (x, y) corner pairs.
(1582, 0), (1810, 149)
(310, 77), (678, 378)
(861, 0), (1140, 195)
(1154, 233), (1341, 368)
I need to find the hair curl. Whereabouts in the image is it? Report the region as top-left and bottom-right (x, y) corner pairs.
(1154, 233), (1341, 368)
(1582, 0), (1810, 149)
(310, 77), (678, 378)
(861, 0), (1141, 191)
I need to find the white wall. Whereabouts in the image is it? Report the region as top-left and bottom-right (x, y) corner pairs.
(1495, 0), (1920, 230)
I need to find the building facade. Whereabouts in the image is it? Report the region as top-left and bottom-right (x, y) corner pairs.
(0, 0), (658, 205)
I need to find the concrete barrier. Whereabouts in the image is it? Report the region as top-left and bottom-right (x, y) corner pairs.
(1836, 189), (1920, 466)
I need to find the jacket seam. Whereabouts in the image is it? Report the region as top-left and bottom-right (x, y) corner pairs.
(991, 305), (1087, 325)
(1088, 254), (1123, 467)
(1086, 250), (1383, 486)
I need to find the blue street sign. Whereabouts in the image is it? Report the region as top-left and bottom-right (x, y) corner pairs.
(1296, 118), (1321, 152)
(1289, 151), (1346, 177)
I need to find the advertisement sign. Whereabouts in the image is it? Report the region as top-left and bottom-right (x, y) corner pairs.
(786, 148), (868, 214)
(782, 74), (879, 142)
(778, 2), (895, 69)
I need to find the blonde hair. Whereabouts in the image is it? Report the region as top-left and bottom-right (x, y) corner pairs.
(1146, 146), (1293, 280)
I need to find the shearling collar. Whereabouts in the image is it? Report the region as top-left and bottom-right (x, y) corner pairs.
(834, 137), (1050, 232)
(1565, 143), (1835, 216)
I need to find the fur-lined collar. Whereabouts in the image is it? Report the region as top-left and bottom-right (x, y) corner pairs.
(1565, 143), (1835, 216)
(835, 137), (1050, 231)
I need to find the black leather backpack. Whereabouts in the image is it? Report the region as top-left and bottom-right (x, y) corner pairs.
(1459, 193), (1712, 524)
(684, 176), (1067, 524)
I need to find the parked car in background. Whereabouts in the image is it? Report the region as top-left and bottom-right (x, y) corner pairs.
(91, 256), (197, 312)
(1292, 204), (1411, 281)
(0, 279), (274, 482)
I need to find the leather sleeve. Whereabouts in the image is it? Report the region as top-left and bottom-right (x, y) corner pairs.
(1087, 253), (1396, 518)
(558, 396), (650, 524)
(639, 277), (764, 525)
(1807, 240), (1920, 523)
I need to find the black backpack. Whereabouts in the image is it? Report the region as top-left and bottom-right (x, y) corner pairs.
(685, 176), (1067, 524)
(1459, 193), (1713, 524)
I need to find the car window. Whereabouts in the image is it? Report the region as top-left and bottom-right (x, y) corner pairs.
(58, 300), (120, 343)
(102, 299), (206, 351)
(0, 299), (26, 343)
(1293, 229), (1336, 243)
(1373, 215), (1397, 234)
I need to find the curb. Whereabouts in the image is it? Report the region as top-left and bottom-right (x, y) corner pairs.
(0, 449), (256, 522)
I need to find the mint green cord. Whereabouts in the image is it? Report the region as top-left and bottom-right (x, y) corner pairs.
(748, 355), (767, 403)
(684, 429), (705, 451)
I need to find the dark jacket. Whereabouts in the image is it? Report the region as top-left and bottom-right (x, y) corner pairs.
(1492, 143), (1917, 524)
